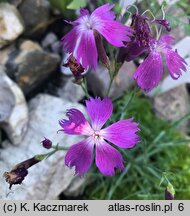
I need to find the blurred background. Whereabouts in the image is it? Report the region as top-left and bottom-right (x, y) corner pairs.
(0, 0), (190, 200)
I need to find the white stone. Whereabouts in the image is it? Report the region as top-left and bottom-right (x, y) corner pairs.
(0, 66), (28, 145)
(158, 0), (179, 5)
(173, 37), (190, 59)
(57, 77), (85, 102)
(87, 61), (136, 98)
(0, 94), (86, 200)
(0, 3), (24, 48)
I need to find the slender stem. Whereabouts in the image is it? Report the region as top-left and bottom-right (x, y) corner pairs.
(106, 62), (120, 96)
(81, 84), (87, 96)
(42, 145), (69, 159)
(106, 73), (114, 96)
(107, 163), (131, 199)
(81, 77), (90, 98)
(0, 129), (2, 146)
(84, 77), (90, 98)
(157, 5), (166, 39)
(106, 64), (115, 96)
(52, 145), (69, 151)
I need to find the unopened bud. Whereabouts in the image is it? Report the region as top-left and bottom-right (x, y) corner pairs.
(41, 137), (52, 149)
(94, 30), (109, 68)
(165, 183), (175, 200)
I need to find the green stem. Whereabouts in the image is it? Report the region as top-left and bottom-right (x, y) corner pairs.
(107, 163), (131, 199)
(81, 77), (90, 98)
(39, 145), (69, 160)
(106, 62), (121, 96)
(106, 67), (114, 96)
(52, 145), (69, 151)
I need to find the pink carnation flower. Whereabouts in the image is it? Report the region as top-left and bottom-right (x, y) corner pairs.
(62, 4), (133, 70)
(134, 35), (187, 92)
(59, 97), (140, 176)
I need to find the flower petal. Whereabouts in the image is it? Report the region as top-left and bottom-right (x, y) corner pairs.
(61, 27), (79, 53)
(100, 118), (140, 148)
(74, 29), (98, 70)
(91, 4), (133, 46)
(95, 20), (133, 47)
(91, 4), (115, 21)
(164, 48), (187, 80)
(86, 97), (113, 131)
(62, 23), (98, 70)
(59, 108), (93, 135)
(134, 51), (163, 92)
(118, 41), (148, 62)
(159, 35), (175, 48)
(95, 140), (124, 176)
(65, 138), (94, 176)
(80, 8), (89, 16)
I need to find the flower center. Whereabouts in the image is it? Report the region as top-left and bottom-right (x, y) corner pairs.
(86, 21), (93, 29)
(91, 131), (103, 143)
(154, 41), (167, 53)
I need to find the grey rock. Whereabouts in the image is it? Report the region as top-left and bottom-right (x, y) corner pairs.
(153, 85), (190, 132)
(0, 44), (15, 65)
(0, 65), (28, 145)
(18, 0), (51, 36)
(56, 76), (85, 102)
(42, 32), (61, 54)
(8, 0), (23, 7)
(173, 36), (190, 59)
(63, 177), (85, 197)
(0, 94), (86, 200)
(158, 0), (180, 5)
(87, 61), (136, 98)
(166, 6), (189, 42)
(0, 3), (24, 48)
(5, 40), (61, 95)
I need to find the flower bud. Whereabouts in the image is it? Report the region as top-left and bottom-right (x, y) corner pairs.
(41, 137), (52, 149)
(165, 183), (175, 200)
(93, 30), (109, 68)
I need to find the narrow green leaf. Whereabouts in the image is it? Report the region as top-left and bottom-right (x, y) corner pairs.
(48, 0), (70, 14)
(67, 0), (87, 10)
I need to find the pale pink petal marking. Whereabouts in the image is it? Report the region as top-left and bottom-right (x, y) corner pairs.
(86, 97), (113, 131)
(74, 29), (98, 70)
(133, 51), (163, 92)
(65, 137), (94, 176)
(95, 140), (124, 176)
(59, 108), (93, 136)
(100, 118), (140, 149)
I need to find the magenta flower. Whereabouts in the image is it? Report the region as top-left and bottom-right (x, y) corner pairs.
(134, 35), (187, 92)
(118, 13), (171, 63)
(59, 97), (140, 176)
(62, 4), (133, 70)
